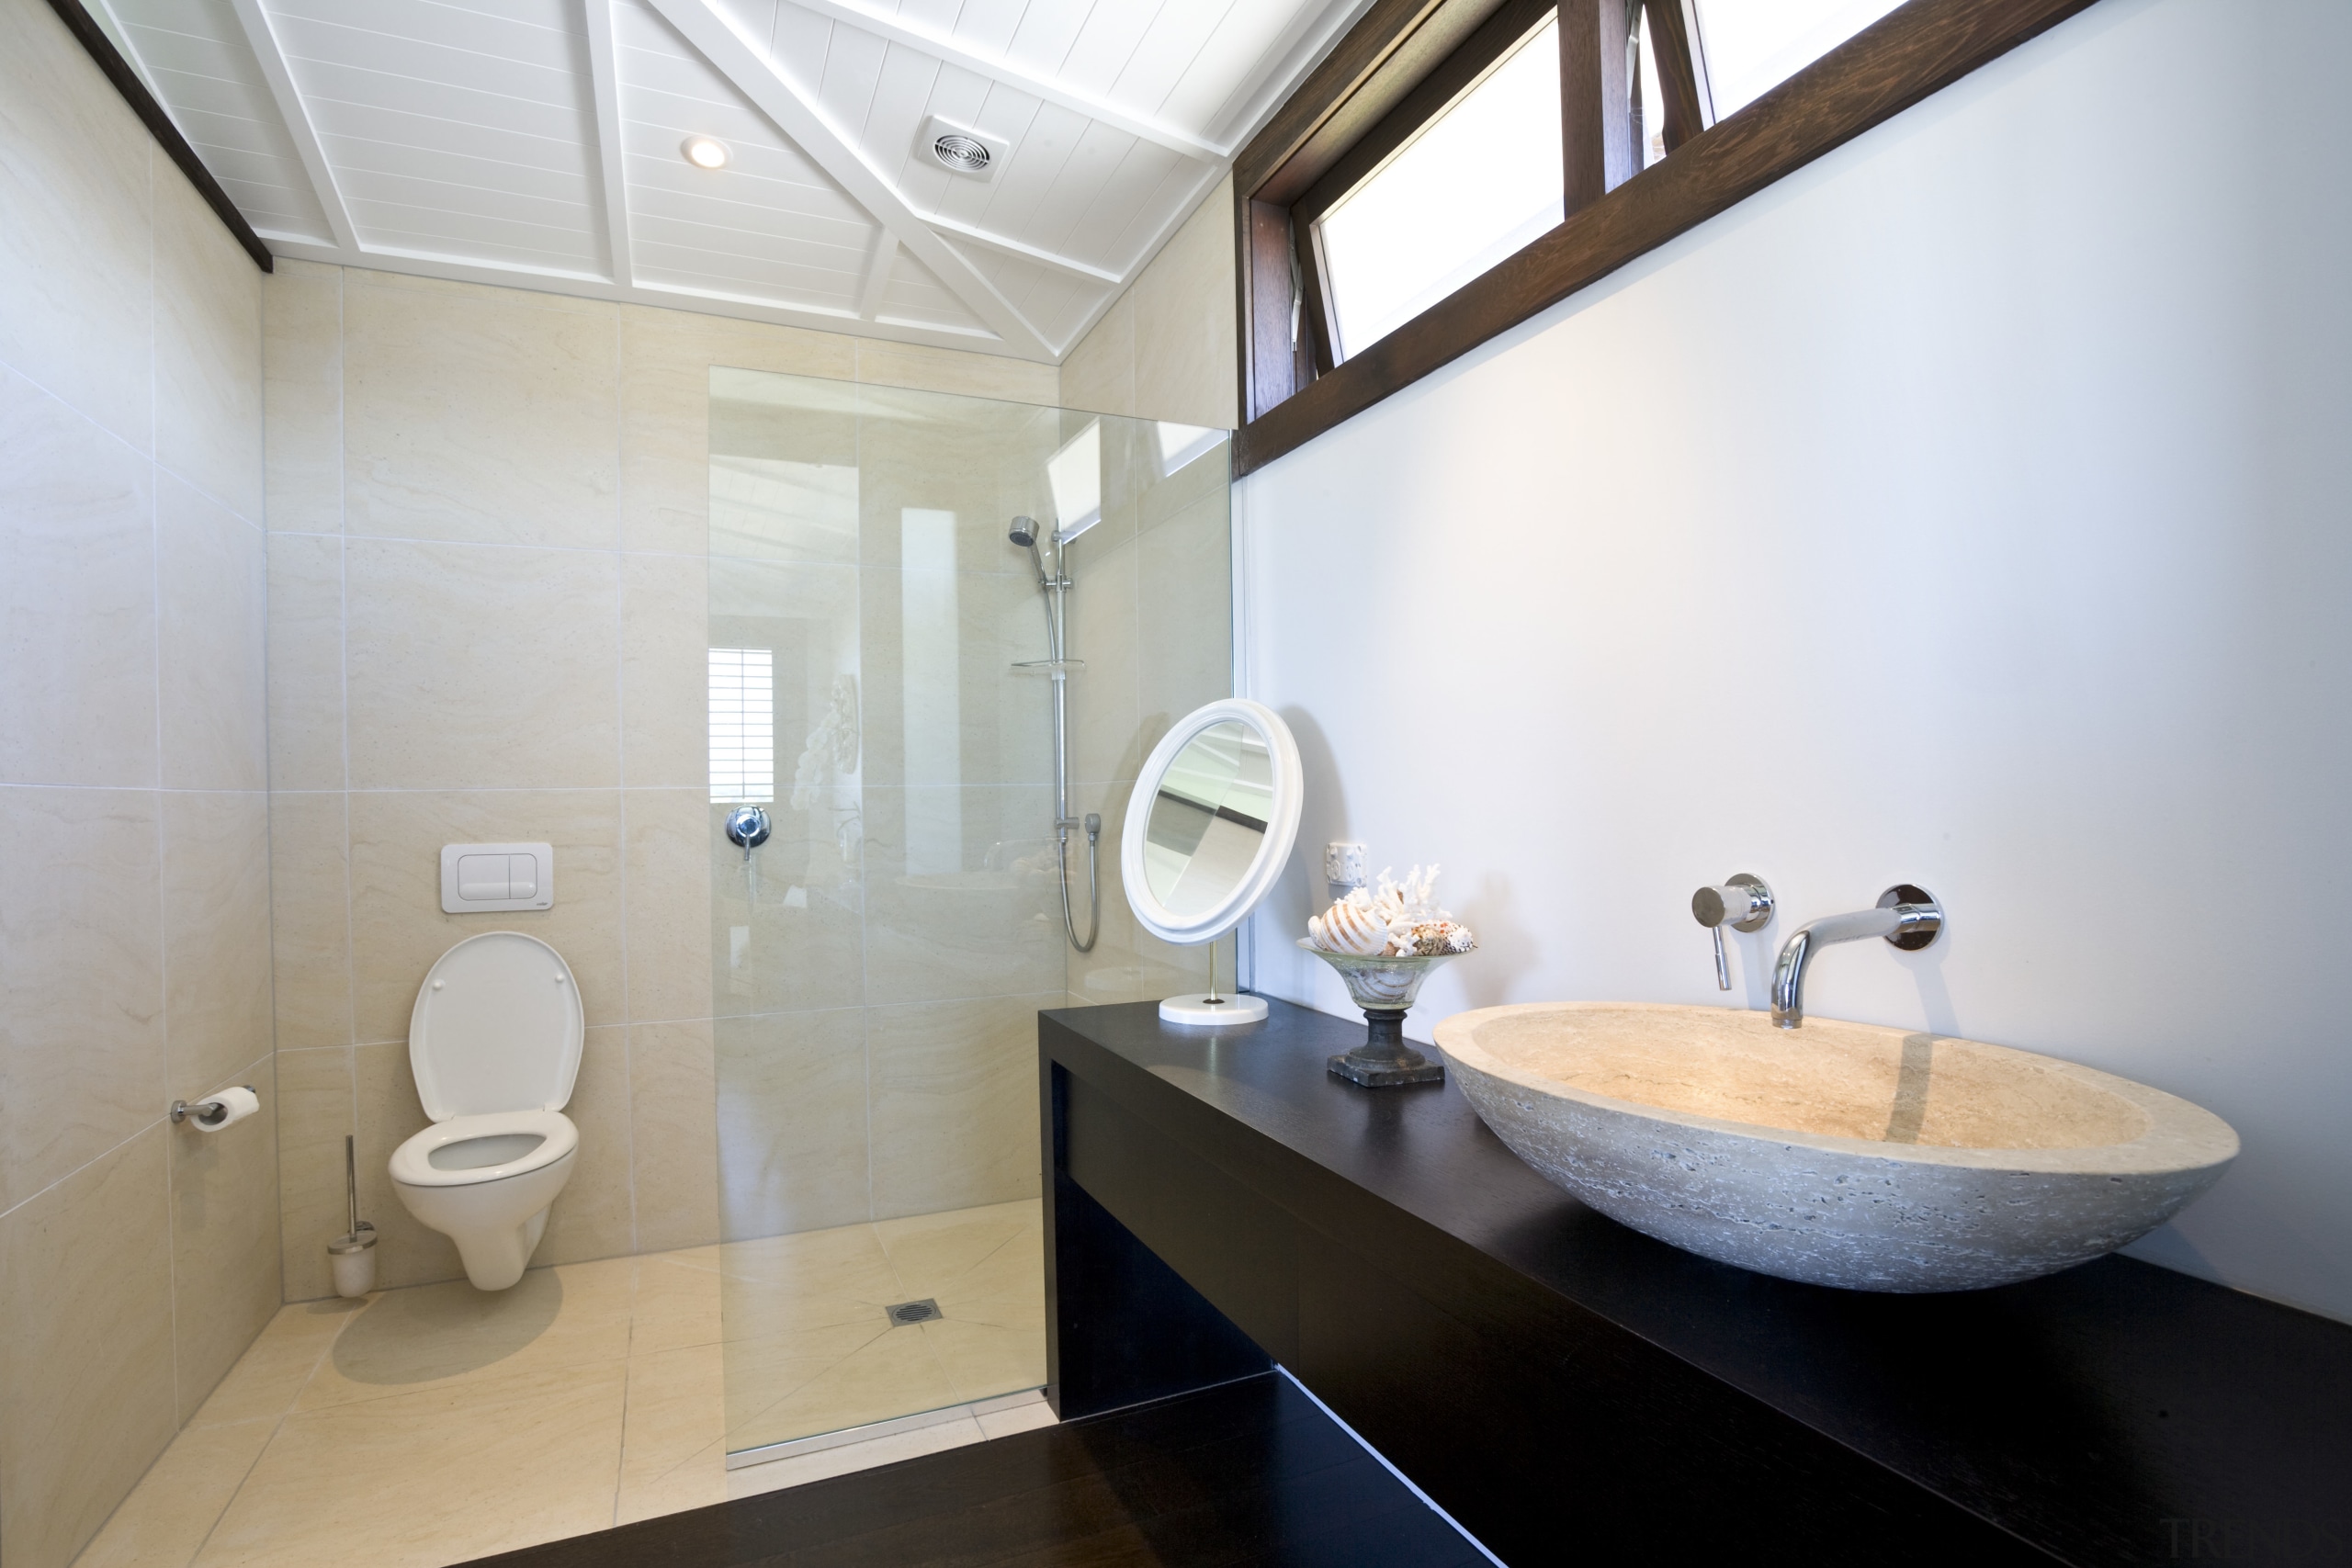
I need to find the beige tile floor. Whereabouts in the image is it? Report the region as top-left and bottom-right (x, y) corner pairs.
(73, 1201), (1051, 1568)
(724, 1198), (1046, 1452)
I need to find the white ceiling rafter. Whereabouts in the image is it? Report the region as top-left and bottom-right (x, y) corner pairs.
(640, 0), (1050, 357)
(223, 0), (357, 251)
(580, 0), (633, 287)
(920, 213), (1120, 286)
(108, 0), (1366, 367)
(781, 0), (1226, 164)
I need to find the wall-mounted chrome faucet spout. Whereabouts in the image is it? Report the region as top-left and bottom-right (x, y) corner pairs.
(1770, 884), (1942, 1028)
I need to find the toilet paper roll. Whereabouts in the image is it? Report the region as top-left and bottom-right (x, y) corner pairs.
(191, 1085), (261, 1133)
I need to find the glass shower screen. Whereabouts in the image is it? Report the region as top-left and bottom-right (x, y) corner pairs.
(703, 368), (1232, 1461)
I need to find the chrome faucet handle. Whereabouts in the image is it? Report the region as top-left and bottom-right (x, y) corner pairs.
(1692, 874), (1774, 932)
(724, 805), (772, 853)
(1691, 874), (1773, 989)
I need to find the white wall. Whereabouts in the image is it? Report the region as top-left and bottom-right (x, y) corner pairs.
(1239, 0), (2352, 1323)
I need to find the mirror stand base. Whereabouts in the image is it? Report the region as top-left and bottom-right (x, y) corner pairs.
(1328, 1010), (1445, 1088)
(1159, 992), (1271, 1026)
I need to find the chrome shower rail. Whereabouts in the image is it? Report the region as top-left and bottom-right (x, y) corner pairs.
(1010, 517), (1099, 953)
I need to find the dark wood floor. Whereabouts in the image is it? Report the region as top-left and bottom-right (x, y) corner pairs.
(466, 1373), (1486, 1568)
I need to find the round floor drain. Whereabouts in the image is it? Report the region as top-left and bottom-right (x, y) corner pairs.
(885, 1298), (942, 1326)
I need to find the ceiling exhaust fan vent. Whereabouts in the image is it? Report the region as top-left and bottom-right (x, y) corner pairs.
(919, 117), (1007, 180)
(932, 134), (990, 174)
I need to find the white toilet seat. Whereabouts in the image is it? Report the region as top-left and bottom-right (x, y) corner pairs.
(390, 1109), (578, 1189)
(391, 932), (588, 1290)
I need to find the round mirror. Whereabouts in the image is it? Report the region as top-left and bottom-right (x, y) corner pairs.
(1122, 700), (1302, 1024)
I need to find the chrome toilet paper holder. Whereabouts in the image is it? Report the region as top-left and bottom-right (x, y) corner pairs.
(170, 1088), (254, 1127)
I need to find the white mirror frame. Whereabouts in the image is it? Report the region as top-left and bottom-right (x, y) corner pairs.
(1120, 698), (1303, 947)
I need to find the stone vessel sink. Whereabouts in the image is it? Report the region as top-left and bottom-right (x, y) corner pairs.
(1432, 1002), (2238, 1292)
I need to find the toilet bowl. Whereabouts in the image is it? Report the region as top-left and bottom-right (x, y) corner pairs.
(390, 932), (584, 1291)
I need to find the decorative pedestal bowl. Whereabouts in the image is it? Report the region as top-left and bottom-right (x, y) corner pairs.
(1299, 940), (1458, 1087)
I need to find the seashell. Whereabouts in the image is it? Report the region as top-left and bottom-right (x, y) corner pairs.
(1388, 918), (1476, 956)
(1310, 899), (1389, 955)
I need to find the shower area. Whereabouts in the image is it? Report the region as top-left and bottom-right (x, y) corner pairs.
(701, 368), (1234, 1462)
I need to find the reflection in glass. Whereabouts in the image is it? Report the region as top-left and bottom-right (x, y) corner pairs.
(1157, 421), (1223, 476)
(1144, 721), (1273, 917)
(1046, 420), (1102, 537)
(707, 648), (775, 804)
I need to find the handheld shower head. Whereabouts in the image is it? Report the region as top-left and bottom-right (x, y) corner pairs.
(1009, 515), (1049, 584)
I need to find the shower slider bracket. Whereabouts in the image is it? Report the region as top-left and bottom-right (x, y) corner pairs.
(1010, 659), (1086, 676)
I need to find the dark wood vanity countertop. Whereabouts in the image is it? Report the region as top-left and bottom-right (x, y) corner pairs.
(1041, 998), (2352, 1568)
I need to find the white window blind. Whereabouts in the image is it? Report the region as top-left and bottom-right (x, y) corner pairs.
(708, 647), (774, 804)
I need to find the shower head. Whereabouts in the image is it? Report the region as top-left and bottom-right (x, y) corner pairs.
(1009, 515), (1050, 584)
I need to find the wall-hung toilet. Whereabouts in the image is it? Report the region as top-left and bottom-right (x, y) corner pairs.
(389, 931), (583, 1291)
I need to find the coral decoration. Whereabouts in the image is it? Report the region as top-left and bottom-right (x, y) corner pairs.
(1306, 863), (1475, 956)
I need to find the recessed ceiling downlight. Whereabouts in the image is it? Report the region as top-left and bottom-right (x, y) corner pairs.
(681, 136), (729, 170)
(931, 133), (989, 174)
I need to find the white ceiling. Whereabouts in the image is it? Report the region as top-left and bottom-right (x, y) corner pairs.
(91, 0), (1370, 360)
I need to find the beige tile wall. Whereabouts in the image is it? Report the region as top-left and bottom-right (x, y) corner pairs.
(262, 262), (1069, 1300)
(1059, 175), (1239, 431)
(1051, 177), (1244, 1003)
(1064, 421), (1236, 1010)
(1, 6), (276, 1566)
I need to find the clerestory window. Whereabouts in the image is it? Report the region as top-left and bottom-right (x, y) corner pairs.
(1238, 0), (2077, 470)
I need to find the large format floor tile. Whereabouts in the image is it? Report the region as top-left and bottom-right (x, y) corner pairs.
(192, 1362), (628, 1568)
(718, 1201), (1046, 1452)
(292, 1257), (635, 1411)
(70, 1202), (1047, 1568)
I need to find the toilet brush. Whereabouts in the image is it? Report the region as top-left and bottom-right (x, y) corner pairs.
(328, 1134), (379, 1298)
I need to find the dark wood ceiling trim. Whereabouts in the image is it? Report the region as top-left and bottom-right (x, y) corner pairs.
(43, 0), (274, 273)
(1235, 0), (2099, 478)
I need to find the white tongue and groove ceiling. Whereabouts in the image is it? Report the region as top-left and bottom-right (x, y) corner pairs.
(91, 0), (1368, 361)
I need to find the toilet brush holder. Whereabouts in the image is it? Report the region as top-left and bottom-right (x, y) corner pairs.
(329, 1226), (377, 1297)
(330, 1133), (377, 1297)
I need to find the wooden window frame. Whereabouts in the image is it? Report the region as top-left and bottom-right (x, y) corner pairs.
(1289, 0), (1558, 375)
(1233, 0), (2098, 476)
